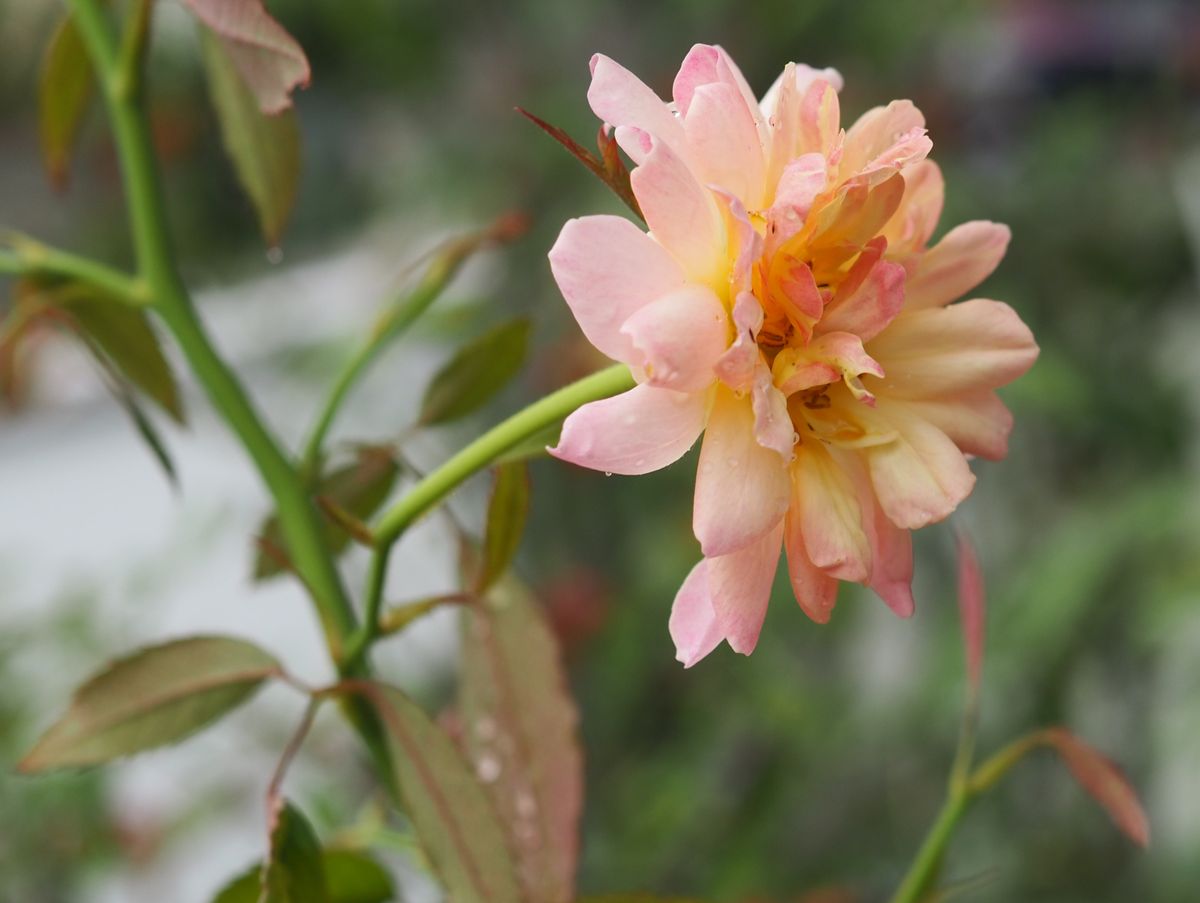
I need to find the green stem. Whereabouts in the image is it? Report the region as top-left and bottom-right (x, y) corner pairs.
(966, 731), (1048, 796)
(298, 226), (513, 480)
(888, 789), (972, 903)
(341, 363), (635, 668)
(374, 363), (633, 546)
(0, 243), (145, 304)
(65, 0), (392, 775)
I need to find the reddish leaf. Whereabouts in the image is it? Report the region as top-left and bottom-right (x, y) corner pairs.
(517, 107), (641, 219)
(350, 681), (523, 903)
(1043, 728), (1150, 848)
(181, 0), (310, 114)
(460, 577), (584, 903)
(955, 529), (985, 693)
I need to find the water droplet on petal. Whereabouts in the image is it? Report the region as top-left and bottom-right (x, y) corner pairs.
(475, 754), (502, 783)
(515, 791), (538, 818)
(266, 247), (284, 265)
(604, 471), (613, 477)
(727, 457), (739, 468)
(474, 717), (497, 741)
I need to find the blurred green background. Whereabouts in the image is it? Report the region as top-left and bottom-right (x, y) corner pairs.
(2, 0), (1199, 901)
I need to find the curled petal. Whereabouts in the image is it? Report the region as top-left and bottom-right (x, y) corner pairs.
(797, 79), (842, 159)
(684, 82), (767, 208)
(767, 152), (828, 243)
(773, 332), (885, 401)
(751, 368), (794, 461)
(673, 44), (765, 144)
(760, 63), (844, 118)
(708, 521), (784, 654)
(694, 387), (790, 556)
(622, 126), (728, 286)
(784, 510), (840, 623)
(669, 560), (724, 667)
(841, 99), (926, 178)
(549, 215), (685, 363)
(621, 284), (728, 393)
(793, 442), (870, 581)
(903, 221), (1011, 309)
(588, 54), (686, 164)
(714, 291), (765, 392)
(867, 299), (1039, 398)
(819, 255), (906, 342)
(550, 383), (707, 475)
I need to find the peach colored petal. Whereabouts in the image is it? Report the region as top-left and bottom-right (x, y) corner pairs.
(622, 126), (727, 286)
(818, 256), (906, 342)
(621, 284), (728, 393)
(759, 62), (843, 119)
(793, 442), (870, 581)
(773, 332), (884, 402)
(673, 44), (765, 144)
(797, 79), (842, 159)
(784, 510), (840, 623)
(587, 54), (685, 164)
(903, 221), (1011, 309)
(849, 458), (915, 617)
(862, 401), (976, 530)
(841, 99), (926, 177)
(881, 159), (944, 255)
(683, 82), (767, 208)
(708, 521), (784, 654)
(714, 291), (764, 392)
(694, 387), (790, 556)
(668, 560), (724, 667)
(767, 152), (828, 240)
(715, 190), (762, 295)
(751, 367), (794, 461)
(895, 391), (1014, 461)
(548, 215), (685, 363)
(550, 384), (707, 475)
(867, 299), (1039, 398)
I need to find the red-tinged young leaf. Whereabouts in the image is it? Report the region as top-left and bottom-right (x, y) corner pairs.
(475, 463), (530, 592)
(261, 799), (329, 903)
(38, 13), (94, 190)
(955, 528), (985, 693)
(460, 577), (584, 903)
(517, 107), (642, 219)
(418, 319), (531, 426)
(19, 636), (280, 772)
(212, 849), (393, 903)
(255, 447), (399, 580)
(181, 0), (310, 114)
(200, 30), (301, 246)
(1043, 727), (1150, 848)
(350, 681), (523, 903)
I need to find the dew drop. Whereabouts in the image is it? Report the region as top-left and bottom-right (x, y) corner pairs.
(727, 457), (739, 468)
(475, 755), (502, 783)
(604, 471), (613, 477)
(515, 791), (538, 818)
(266, 246), (284, 265)
(792, 431), (801, 445)
(474, 717), (498, 741)
(623, 414), (637, 426)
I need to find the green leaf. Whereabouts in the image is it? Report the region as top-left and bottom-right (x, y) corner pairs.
(212, 849), (393, 903)
(460, 576), (583, 903)
(38, 13), (94, 189)
(20, 636), (280, 772)
(418, 319), (531, 426)
(352, 682), (523, 903)
(106, 364), (179, 487)
(63, 295), (185, 422)
(475, 463), (530, 592)
(200, 29), (302, 246)
(263, 800), (329, 903)
(322, 850), (395, 903)
(254, 446), (399, 580)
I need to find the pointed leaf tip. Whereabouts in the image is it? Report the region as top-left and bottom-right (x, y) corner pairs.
(955, 528), (985, 692)
(19, 636), (279, 772)
(1045, 728), (1150, 848)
